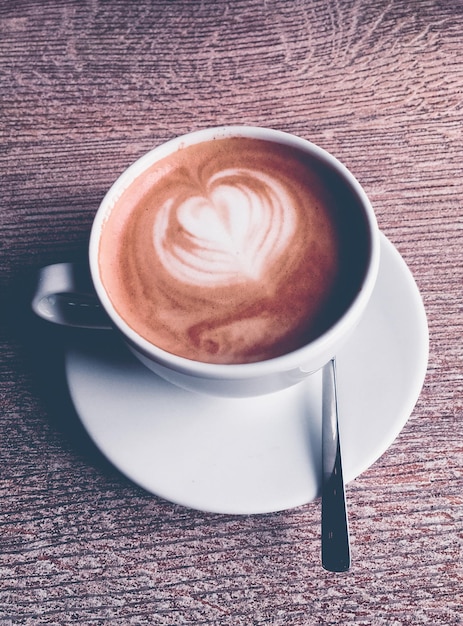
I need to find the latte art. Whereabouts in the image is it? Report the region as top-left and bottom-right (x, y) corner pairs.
(153, 168), (296, 287)
(99, 137), (351, 364)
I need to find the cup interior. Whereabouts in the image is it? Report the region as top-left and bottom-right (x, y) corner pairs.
(89, 126), (379, 382)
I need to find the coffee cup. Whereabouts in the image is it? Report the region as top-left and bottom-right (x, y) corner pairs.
(33, 126), (380, 397)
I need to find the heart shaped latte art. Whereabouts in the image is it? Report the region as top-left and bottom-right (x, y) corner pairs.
(153, 168), (297, 287)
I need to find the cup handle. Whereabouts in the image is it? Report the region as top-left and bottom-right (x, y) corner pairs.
(31, 262), (112, 330)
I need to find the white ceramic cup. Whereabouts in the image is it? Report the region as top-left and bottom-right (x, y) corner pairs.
(33, 126), (380, 397)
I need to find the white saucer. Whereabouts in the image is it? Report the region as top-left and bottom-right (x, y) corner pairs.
(65, 233), (428, 514)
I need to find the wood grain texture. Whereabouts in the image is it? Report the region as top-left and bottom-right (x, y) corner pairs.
(1, 0), (462, 624)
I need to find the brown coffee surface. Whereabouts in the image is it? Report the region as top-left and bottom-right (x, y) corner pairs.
(99, 137), (367, 364)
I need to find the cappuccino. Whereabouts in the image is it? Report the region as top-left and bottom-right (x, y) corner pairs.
(99, 136), (368, 364)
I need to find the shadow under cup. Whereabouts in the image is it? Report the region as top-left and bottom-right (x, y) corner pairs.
(90, 128), (379, 397)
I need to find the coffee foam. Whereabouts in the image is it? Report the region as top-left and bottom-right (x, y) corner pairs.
(153, 168), (296, 286)
(99, 137), (353, 364)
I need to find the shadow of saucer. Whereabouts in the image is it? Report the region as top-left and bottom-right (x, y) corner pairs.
(4, 267), (135, 487)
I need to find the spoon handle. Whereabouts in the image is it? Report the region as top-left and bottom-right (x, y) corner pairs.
(321, 359), (351, 572)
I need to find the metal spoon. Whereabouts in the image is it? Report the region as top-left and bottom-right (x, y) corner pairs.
(321, 358), (351, 572)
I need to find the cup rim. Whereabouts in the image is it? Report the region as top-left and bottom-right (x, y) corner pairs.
(89, 125), (380, 379)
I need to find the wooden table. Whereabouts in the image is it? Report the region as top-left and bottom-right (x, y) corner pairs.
(1, 1), (462, 623)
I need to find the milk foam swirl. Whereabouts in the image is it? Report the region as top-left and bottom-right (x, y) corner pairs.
(100, 137), (344, 364)
(153, 169), (297, 287)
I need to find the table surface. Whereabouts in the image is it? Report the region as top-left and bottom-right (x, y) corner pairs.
(1, 1), (462, 624)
